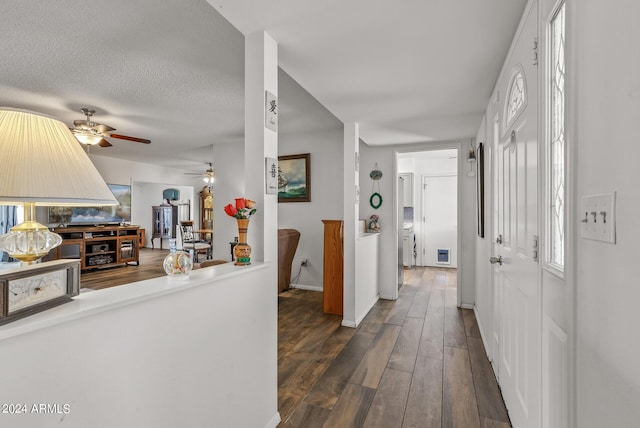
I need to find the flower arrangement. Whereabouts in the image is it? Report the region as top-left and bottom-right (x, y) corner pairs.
(224, 198), (257, 219)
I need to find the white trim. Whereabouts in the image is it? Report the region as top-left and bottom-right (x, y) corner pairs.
(460, 303), (474, 310)
(264, 412), (282, 428)
(392, 151), (400, 299)
(542, 0), (567, 274)
(356, 294), (380, 326)
(474, 306), (493, 362)
(341, 319), (356, 328)
(541, 263), (565, 280)
(564, 1), (577, 425)
(289, 283), (322, 292)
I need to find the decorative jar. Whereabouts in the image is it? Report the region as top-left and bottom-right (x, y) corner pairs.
(163, 239), (193, 278)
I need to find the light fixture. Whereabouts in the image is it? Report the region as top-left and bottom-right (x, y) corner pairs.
(467, 142), (477, 177)
(203, 163), (215, 184)
(0, 108), (118, 264)
(74, 130), (102, 145)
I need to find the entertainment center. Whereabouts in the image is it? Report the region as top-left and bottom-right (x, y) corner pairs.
(44, 225), (140, 270)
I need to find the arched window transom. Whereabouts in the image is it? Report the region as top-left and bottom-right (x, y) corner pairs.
(506, 70), (526, 125)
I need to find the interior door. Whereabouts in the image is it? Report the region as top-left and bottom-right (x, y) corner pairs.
(491, 2), (540, 428)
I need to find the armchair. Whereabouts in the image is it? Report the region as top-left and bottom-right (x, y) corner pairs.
(278, 229), (300, 293)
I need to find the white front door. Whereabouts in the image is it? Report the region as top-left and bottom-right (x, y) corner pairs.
(492, 2), (540, 427)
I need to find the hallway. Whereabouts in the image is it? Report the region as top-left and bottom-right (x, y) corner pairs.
(278, 267), (510, 427)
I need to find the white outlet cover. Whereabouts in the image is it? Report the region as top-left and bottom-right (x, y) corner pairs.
(580, 192), (616, 244)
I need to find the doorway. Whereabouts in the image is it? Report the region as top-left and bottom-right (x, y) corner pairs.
(397, 148), (459, 301)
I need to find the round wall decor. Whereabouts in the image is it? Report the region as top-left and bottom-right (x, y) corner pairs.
(370, 192), (383, 209)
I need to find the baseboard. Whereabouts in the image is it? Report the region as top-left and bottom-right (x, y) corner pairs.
(474, 306), (492, 361)
(379, 294), (397, 300)
(355, 294), (380, 326)
(341, 319), (357, 328)
(264, 412), (281, 428)
(460, 303), (474, 309)
(289, 283), (322, 292)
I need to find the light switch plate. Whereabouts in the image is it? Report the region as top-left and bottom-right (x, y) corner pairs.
(580, 192), (616, 243)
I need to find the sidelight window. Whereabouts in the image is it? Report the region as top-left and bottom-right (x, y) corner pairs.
(548, 2), (566, 269)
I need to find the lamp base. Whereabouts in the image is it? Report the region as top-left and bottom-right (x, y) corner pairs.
(0, 221), (62, 264)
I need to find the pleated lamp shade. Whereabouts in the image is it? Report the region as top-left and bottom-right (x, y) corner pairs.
(0, 108), (117, 206)
(0, 108), (117, 263)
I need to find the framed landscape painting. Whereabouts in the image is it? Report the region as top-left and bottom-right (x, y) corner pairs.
(278, 153), (311, 202)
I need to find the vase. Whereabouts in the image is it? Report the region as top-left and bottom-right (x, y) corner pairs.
(234, 218), (252, 266)
(163, 239), (193, 278)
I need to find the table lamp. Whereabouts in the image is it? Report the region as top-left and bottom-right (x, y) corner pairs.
(0, 108), (118, 264)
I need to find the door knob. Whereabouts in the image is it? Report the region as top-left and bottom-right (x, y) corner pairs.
(489, 255), (503, 265)
(496, 235), (503, 244)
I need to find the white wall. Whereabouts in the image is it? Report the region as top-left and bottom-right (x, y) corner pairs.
(132, 182), (193, 248)
(90, 149), (246, 260)
(359, 144), (397, 299)
(473, 115), (492, 349)
(574, 1), (640, 426)
(88, 154), (199, 247)
(210, 142), (245, 261)
(89, 154), (196, 188)
(359, 141), (476, 305)
(355, 234), (380, 324)
(0, 264), (279, 428)
(278, 69), (344, 289)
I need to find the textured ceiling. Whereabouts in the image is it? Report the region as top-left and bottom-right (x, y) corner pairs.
(209, 0), (527, 145)
(0, 0), (526, 171)
(0, 0), (244, 172)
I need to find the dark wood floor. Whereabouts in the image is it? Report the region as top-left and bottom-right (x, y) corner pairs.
(80, 247), (169, 290)
(82, 255), (511, 427)
(278, 267), (511, 428)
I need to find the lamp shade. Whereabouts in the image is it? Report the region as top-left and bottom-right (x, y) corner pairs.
(0, 108), (117, 206)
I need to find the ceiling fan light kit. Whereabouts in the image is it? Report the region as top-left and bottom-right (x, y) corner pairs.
(185, 162), (216, 184)
(74, 131), (102, 145)
(71, 108), (150, 147)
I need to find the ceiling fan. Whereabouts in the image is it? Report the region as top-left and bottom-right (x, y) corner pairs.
(71, 108), (151, 147)
(185, 162), (215, 184)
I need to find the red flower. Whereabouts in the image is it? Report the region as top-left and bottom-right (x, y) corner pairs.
(235, 198), (246, 210)
(224, 204), (238, 217)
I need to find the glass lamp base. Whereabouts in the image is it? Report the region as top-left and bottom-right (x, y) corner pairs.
(0, 221), (62, 264)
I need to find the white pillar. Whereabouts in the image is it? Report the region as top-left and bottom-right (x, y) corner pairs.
(244, 31), (280, 426)
(245, 31), (278, 264)
(342, 122), (359, 327)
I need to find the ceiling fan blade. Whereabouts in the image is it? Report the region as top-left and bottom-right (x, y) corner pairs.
(98, 138), (113, 147)
(109, 133), (151, 144)
(184, 173), (202, 176)
(95, 124), (116, 134)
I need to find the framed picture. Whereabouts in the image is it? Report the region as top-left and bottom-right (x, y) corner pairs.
(278, 153), (311, 203)
(476, 142), (485, 238)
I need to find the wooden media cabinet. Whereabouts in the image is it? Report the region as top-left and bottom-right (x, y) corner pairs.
(46, 225), (140, 270)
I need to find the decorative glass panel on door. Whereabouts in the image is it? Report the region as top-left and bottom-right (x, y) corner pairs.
(549, 3), (566, 268)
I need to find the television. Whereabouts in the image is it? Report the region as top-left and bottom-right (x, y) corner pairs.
(48, 184), (132, 226)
